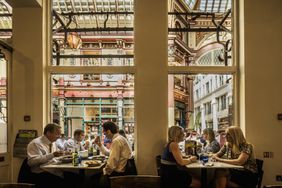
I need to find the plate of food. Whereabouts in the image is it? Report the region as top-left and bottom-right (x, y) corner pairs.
(89, 155), (107, 161)
(84, 160), (102, 167)
(59, 155), (73, 163)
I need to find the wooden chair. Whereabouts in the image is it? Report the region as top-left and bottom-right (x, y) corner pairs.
(256, 159), (264, 188)
(0, 183), (35, 188)
(263, 186), (282, 188)
(110, 175), (160, 188)
(17, 158), (34, 184)
(124, 157), (137, 175)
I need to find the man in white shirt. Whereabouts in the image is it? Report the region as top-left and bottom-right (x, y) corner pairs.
(94, 121), (133, 176)
(55, 133), (67, 151)
(64, 129), (85, 152)
(27, 123), (65, 187)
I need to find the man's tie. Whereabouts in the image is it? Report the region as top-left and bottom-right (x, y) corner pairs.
(49, 143), (52, 153)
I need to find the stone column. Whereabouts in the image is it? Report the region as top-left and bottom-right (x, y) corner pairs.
(135, 0), (167, 174)
(10, 0), (48, 181)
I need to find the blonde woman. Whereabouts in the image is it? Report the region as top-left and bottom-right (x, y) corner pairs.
(212, 126), (258, 188)
(161, 126), (200, 188)
(202, 128), (220, 153)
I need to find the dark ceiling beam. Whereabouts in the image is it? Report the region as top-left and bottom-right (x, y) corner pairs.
(168, 12), (215, 16)
(0, 29), (12, 32)
(0, 40), (13, 52)
(59, 11), (134, 16)
(53, 27), (225, 33)
(53, 54), (134, 59)
(168, 27), (224, 32)
(0, 14), (12, 17)
(54, 27), (134, 32)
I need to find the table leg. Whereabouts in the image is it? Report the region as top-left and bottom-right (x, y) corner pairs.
(201, 168), (208, 188)
(79, 169), (85, 178)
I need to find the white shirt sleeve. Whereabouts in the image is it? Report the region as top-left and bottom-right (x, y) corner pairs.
(27, 142), (54, 167)
(64, 139), (75, 151)
(99, 144), (110, 156)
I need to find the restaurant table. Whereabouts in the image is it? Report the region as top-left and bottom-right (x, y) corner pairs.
(186, 161), (243, 188)
(42, 161), (105, 177)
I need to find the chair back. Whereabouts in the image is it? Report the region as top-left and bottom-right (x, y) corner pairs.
(110, 175), (160, 188)
(263, 186), (282, 188)
(256, 159), (264, 188)
(155, 155), (161, 176)
(17, 158), (34, 184)
(124, 157), (137, 175)
(0, 183), (35, 188)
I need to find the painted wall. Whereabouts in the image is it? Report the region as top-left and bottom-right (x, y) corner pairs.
(135, 0), (168, 174)
(241, 0), (282, 186)
(10, 6), (46, 180)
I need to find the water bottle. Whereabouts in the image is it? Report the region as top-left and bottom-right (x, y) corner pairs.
(72, 148), (79, 166)
(96, 147), (100, 155)
(89, 146), (93, 157)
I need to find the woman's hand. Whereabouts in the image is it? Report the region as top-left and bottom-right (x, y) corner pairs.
(211, 154), (221, 162)
(189, 156), (197, 163)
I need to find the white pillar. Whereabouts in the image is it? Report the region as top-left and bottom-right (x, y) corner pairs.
(200, 104), (206, 131)
(117, 97), (123, 129)
(168, 75), (175, 127)
(59, 98), (64, 132)
(212, 98), (218, 131)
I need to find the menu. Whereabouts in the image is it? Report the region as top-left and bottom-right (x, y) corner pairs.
(13, 130), (37, 158)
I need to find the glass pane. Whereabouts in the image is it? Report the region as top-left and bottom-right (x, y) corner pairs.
(0, 57), (7, 153)
(168, 74), (233, 146)
(0, 0), (12, 39)
(168, 0), (232, 66)
(52, 0), (134, 66)
(51, 73), (134, 147)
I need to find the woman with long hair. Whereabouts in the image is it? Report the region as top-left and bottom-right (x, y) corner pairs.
(161, 126), (200, 188)
(212, 126), (258, 188)
(202, 128), (220, 153)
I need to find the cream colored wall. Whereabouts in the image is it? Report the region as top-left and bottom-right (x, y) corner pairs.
(10, 7), (46, 181)
(135, 0), (168, 174)
(241, 0), (282, 186)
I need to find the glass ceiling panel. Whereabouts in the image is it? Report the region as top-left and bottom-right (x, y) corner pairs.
(53, 0), (134, 29)
(0, 0), (12, 38)
(184, 0), (196, 9)
(199, 0), (231, 13)
(52, 0), (134, 67)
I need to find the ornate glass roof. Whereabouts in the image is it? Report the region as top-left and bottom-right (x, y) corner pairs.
(184, 0), (231, 12)
(0, 0), (12, 30)
(184, 0), (197, 9)
(199, 0), (231, 13)
(52, 0), (134, 29)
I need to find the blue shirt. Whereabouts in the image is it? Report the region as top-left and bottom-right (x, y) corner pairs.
(161, 142), (177, 163)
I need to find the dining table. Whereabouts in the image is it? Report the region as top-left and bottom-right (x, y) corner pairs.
(41, 158), (106, 178)
(186, 160), (243, 188)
